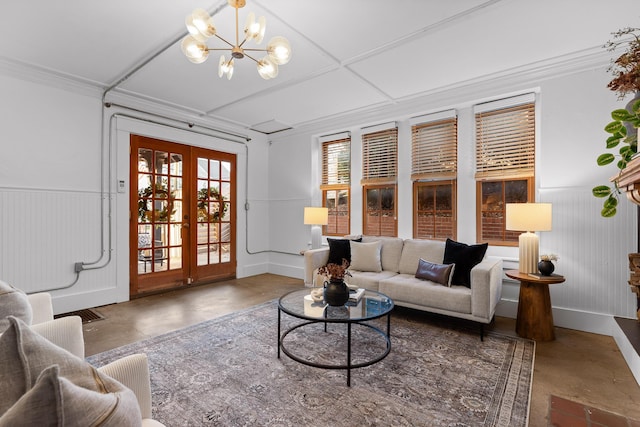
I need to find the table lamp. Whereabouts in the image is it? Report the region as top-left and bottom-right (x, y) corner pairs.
(505, 203), (552, 274)
(304, 207), (328, 249)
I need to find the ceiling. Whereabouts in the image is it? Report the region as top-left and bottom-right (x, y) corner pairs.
(0, 1), (637, 135)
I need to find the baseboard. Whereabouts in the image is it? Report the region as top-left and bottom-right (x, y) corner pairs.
(495, 299), (616, 336)
(612, 317), (640, 387)
(268, 263), (304, 280)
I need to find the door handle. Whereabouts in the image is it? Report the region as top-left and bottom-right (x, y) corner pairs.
(182, 223), (190, 228)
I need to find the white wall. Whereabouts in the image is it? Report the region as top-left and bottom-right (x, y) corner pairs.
(0, 72), (273, 313)
(267, 62), (638, 336)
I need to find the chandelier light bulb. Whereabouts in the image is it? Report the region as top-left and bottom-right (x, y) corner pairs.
(181, 36), (209, 63)
(267, 36), (291, 65)
(257, 56), (278, 79)
(218, 55), (234, 80)
(188, 8), (216, 39)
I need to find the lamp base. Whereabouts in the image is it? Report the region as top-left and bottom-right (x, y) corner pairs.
(310, 225), (322, 249)
(518, 231), (539, 274)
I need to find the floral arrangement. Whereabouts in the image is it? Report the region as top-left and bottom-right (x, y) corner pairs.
(540, 254), (558, 262)
(605, 27), (640, 99)
(317, 259), (351, 281)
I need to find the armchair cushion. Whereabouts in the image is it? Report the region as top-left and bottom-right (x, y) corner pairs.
(0, 316), (141, 424)
(0, 280), (32, 333)
(0, 364), (141, 427)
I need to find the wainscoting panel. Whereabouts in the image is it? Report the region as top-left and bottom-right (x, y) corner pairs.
(0, 187), (116, 302)
(539, 187), (636, 319)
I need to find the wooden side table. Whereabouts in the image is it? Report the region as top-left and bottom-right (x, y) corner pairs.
(505, 270), (565, 341)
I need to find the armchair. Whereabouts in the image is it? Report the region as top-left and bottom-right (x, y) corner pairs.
(1, 289), (164, 426)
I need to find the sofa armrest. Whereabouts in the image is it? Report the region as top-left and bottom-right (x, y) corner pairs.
(30, 315), (84, 358)
(469, 256), (503, 322)
(304, 247), (330, 285)
(27, 292), (54, 324)
(98, 354), (153, 420)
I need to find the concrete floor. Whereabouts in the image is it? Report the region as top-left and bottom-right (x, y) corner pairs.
(82, 273), (640, 426)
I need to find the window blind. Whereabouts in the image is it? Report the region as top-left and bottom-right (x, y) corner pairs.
(475, 102), (535, 180)
(321, 137), (350, 190)
(361, 127), (398, 185)
(411, 118), (457, 180)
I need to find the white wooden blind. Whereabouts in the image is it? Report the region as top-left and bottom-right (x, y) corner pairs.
(321, 137), (350, 189)
(411, 118), (457, 180)
(361, 127), (398, 185)
(475, 102), (535, 179)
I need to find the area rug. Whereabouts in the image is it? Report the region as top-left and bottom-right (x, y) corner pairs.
(87, 301), (534, 426)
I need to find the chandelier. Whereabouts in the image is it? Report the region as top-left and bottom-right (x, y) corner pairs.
(181, 0), (292, 80)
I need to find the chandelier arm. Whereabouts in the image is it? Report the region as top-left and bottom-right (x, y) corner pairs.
(214, 34), (236, 48)
(242, 48), (268, 52)
(243, 52), (260, 63)
(204, 48), (234, 52)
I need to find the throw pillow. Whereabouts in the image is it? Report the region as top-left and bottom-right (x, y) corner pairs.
(0, 316), (141, 424)
(0, 280), (32, 333)
(0, 364), (141, 427)
(443, 238), (488, 287)
(349, 241), (382, 272)
(326, 237), (362, 266)
(415, 258), (455, 286)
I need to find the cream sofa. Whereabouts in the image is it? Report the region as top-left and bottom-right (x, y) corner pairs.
(304, 236), (503, 339)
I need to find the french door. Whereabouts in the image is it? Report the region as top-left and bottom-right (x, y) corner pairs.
(129, 135), (236, 296)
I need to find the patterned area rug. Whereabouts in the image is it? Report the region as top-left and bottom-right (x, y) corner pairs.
(87, 301), (534, 426)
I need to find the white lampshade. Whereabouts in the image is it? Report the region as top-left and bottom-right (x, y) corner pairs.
(505, 203), (552, 232)
(506, 203), (552, 274)
(303, 207), (328, 225)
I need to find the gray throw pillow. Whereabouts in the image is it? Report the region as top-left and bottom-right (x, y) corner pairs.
(0, 316), (141, 425)
(415, 258), (455, 286)
(0, 364), (141, 427)
(349, 241), (382, 272)
(0, 280), (32, 333)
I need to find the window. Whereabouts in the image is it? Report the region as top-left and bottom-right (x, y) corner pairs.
(362, 125), (398, 236)
(321, 136), (350, 235)
(475, 97), (535, 245)
(411, 114), (457, 239)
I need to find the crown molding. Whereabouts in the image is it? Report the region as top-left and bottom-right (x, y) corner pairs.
(0, 56), (103, 98)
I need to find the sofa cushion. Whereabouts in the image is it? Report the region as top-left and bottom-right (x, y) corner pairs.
(361, 236), (404, 272)
(326, 237), (361, 266)
(0, 280), (32, 333)
(415, 259), (454, 286)
(443, 239), (488, 288)
(0, 316), (141, 424)
(398, 239), (445, 274)
(379, 274), (471, 314)
(350, 241), (382, 272)
(0, 364), (141, 427)
(347, 270), (398, 292)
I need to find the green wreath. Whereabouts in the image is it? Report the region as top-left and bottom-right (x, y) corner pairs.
(138, 183), (176, 223)
(197, 187), (228, 222)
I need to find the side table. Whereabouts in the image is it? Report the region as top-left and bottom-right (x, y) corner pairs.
(505, 270), (565, 341)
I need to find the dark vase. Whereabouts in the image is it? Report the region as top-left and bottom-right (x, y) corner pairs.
(324, 279), (349, 306)
(538, 260), (555, 276)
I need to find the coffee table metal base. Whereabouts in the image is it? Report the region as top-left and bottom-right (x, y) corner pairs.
(277, 309), (391, 387)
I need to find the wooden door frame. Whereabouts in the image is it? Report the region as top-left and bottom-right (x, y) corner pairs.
(129, 135), (237, 296)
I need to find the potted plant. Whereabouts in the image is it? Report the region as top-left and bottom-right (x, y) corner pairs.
(593, 26), (640, 217)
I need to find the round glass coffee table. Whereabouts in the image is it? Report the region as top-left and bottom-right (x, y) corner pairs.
(277, 288), (394, 386)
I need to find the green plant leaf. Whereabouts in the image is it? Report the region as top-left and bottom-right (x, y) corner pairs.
(601, 205), (617, 217)
(603, 196), (618, 209)
(606, 135), (622, 148)
(605, 121), (623, 134)
(632, 99), (640, 114)
(592, 185), (612, 197)
(597, 153), (615, 166)
(617, 159), (627, 169)
(612, 109), (633, 121)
